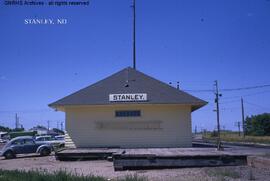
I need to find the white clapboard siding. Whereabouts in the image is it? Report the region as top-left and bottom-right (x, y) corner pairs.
(65, 104), (192, 148)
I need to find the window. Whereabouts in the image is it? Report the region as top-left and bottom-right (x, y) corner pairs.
(24, 139), (34, 145)
(36, 137), (43, 141)
(12, 139), (23, 145)
(115, 110), (141, 117)
(44, 137), (50, 141)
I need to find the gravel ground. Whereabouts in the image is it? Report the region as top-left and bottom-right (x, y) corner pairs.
(0, 155), (270, 181)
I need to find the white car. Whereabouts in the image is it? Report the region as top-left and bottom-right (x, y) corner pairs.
(55, 135), (65, 140)
(0, 138), (7, 143)
(35, 136), (65, 149)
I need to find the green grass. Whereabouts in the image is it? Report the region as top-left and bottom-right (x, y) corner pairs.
(0, 169), (147, 181)
(203, 132), (270, 144)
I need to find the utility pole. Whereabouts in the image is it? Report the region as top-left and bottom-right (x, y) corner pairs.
(15, 113), (17, 129)
(47, 120), (50, 130)
(131, 0), (136, 69)
(214, 80), (222, 150)
(241, 97), (245, 138)
(237, 121), (241, 136)
(15, 113), (19, 129)
(60, 122), (64, 131)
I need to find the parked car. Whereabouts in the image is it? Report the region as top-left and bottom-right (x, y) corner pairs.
(0, 138), (7, 143)
(0, 136), (53, 159)
(35, 135), (65, 148)
(55, 135), (65, 141)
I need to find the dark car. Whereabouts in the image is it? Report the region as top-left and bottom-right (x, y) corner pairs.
(0, 136), (53, 159)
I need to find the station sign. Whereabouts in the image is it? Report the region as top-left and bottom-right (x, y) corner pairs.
(109, 93), (147, 102)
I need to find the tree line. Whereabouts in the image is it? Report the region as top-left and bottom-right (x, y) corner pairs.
(0, 125), (24, 132)
(245, 113), (270, 136)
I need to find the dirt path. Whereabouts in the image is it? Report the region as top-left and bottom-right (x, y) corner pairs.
(0, 155), (270, 180)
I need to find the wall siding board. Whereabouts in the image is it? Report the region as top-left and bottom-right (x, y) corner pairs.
(65, 105), (192, 148)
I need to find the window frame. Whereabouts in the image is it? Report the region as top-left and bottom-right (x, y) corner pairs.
(115, 110), (141, 117)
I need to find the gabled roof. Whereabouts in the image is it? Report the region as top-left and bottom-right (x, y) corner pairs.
(49, 67), (207, 111)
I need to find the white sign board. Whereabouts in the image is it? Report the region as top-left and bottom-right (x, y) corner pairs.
(109, 93), (147, 102)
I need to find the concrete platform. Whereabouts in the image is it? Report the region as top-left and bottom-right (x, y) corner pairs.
(247, 156), (270, 169)
(113, 154), (247, 171)
(55, 148), (120, 161)
(55, 146), (270, 171)
(112, 148), (249, 171)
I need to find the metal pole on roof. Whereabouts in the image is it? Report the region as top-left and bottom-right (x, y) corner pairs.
(131, 0), (136, 69)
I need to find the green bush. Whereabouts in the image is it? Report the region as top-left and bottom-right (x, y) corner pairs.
(245, 113), (270, 136)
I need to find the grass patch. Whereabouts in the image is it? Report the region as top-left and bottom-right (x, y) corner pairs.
(0, 169), (147, 181)
(203, 132), (270, 144)
(206, 168), (240, 180)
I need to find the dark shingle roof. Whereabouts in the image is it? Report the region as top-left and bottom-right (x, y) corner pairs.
(49, 67), (207, 111)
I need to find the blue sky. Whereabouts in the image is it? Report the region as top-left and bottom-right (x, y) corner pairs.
(0, 0), (270, 131)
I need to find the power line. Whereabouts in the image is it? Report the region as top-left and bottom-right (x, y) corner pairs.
(183, 84), (270, 93)
(245, 101), (270, 110)
(219, 100), (240, 104)
(220, 107), (241, 111)
(222, 90), (270, 100)
(0, 109), (52, 113)
(221, 84), (270, 92)
(183, 89), (214, 93)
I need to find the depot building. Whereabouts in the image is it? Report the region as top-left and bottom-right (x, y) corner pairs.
(49, 67), (207, 148)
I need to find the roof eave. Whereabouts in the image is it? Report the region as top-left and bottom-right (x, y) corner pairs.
(49, 102), (208, 111)
(191, 101), (208, 112)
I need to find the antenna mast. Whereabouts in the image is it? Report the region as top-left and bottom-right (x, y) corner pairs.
(132, 0), (136, 69)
